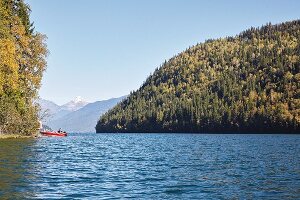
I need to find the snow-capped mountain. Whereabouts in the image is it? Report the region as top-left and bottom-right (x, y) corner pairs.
(38, 96), (88, 123)
(38, 96), (126, 132)
(47, 96), (126, 133)
(61, 96), (89, 112)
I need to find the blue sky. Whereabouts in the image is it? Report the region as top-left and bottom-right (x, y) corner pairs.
(27, 0), (300, 105)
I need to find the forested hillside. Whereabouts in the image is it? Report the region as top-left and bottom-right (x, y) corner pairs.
(0, 0), (47, 135)
(96, 20), (300, 133)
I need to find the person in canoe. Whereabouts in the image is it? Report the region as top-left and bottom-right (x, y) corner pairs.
(58, 128), (62, 133)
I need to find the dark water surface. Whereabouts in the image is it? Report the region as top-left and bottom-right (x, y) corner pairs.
(0, 133), (299, 199)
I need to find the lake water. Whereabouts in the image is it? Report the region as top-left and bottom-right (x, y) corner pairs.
(0, 133), (299, 199)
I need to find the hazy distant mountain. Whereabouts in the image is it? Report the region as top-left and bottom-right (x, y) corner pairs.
(37, 98), (61, 115)
(37, 98), (65, 123)
(45, 96), (126, 133)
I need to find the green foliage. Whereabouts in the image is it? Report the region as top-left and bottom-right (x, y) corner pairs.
(0, 0), (47, 135)
(96, 20), (300, 133)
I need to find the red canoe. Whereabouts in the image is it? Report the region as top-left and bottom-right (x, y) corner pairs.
(40, 131), (67, 137)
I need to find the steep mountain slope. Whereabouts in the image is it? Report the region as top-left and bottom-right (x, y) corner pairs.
(96, 20), (300, 133)
(48, 96), (126, 132)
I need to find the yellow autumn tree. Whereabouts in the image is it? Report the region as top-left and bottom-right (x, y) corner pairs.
(0, 0), (48, 135)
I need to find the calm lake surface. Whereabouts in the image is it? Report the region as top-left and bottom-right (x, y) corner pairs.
(0, 133), (299, 199)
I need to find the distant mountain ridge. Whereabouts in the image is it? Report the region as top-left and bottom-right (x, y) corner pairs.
(38, 99), (61, 116)
(39, 96), (126, 133)
(38, 96), (89, 123)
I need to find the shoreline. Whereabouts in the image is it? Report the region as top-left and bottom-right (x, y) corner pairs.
(0, 134), (37, 139)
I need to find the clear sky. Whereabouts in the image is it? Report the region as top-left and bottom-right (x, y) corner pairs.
(26, 0), (300, 105)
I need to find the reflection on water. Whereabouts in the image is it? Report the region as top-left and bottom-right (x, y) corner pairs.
(0, 138), (37, 199)
(0, 134), (300, 199)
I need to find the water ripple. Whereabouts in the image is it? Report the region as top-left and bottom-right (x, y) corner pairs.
(0, 134), (299, 199)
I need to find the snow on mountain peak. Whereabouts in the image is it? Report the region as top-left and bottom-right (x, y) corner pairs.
(62, 96), (89, 111)
(74, 96), (83, 103)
